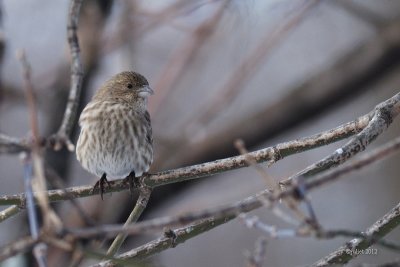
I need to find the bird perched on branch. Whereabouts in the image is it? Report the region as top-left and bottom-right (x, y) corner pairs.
(76, 71), (154, 199)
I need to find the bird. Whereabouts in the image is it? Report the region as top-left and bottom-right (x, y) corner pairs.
(76, 71), (154, 199)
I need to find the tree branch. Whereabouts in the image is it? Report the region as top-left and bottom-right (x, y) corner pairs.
(106, 187), (152, 256)
(50, 0), (83, 151)
(280, 92), (400, 186)
(0, 205), (22, 223)
(0, 133), (29, 154)
(311, 201), (400, 266)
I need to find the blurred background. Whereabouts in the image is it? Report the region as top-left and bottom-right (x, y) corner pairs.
(0, 0), (400, 266)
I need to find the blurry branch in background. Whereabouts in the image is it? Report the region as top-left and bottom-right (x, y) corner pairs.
(238, 213), (400, 250)
(329, 0), (385, 28)
(184, 0), (319, 129)
(18, 50), (50, 267)
(0, 236), (37, 261)
(245, 237), (268, 267)
(159, 15), (400, 169)
(17, 51), (62, 231)
(150, 0), (229, 113)
(0, 133), (29, 154)
(102, 0), (211, 54)
(50, 0), (83, 151)
(0, 0), (5, 102)
(0, 0), (84, 154)
(155, 0), (320, 167)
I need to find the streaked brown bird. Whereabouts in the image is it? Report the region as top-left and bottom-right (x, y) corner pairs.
(76, 71), (154, 199)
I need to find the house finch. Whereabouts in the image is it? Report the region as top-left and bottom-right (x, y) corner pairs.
(76, 71), (154, 199)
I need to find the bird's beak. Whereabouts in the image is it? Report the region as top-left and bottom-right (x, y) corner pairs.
(138, 85), (154, 97)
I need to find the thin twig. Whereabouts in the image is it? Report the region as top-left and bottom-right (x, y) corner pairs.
(238, 214), (400, 251)
(234, 139), (311, 226)
(18, 51), (62, 231)
(234, 139), (276, 190)
(51, 0), (83, 151)
(0, 236), (37, 261)
(106, 187), (152, 256)
(246, 237), (268, 267)
(18, 50), (49, 267)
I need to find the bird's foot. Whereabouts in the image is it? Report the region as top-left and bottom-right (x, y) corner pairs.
(124, 171), (138, 197)
(163, 228), (178, 248)
(92, 173), (111, 200)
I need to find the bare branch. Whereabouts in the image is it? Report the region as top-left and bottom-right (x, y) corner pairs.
(0, 205), (22, 223)
(51, 0), (83, 151)
(18, 50), (52, 267)
(90, 214), (240, 266)
(245, 237), (268, 267)
(106, 187), (152, 256)
(311, 201), (400, 266)
(0, 133), (29, 154)
(0, 236), (37, 261)
(280, 92), (400, 186)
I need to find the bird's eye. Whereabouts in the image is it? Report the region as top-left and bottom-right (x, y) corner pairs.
(127, 84), (133, 89)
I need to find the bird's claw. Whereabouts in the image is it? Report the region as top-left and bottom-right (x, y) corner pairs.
(92, 174), (111, 200)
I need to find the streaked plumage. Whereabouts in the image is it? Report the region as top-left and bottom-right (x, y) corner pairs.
(76, 71), (153, 196)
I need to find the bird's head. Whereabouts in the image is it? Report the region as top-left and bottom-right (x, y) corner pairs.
(94, 71), (154, 108)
